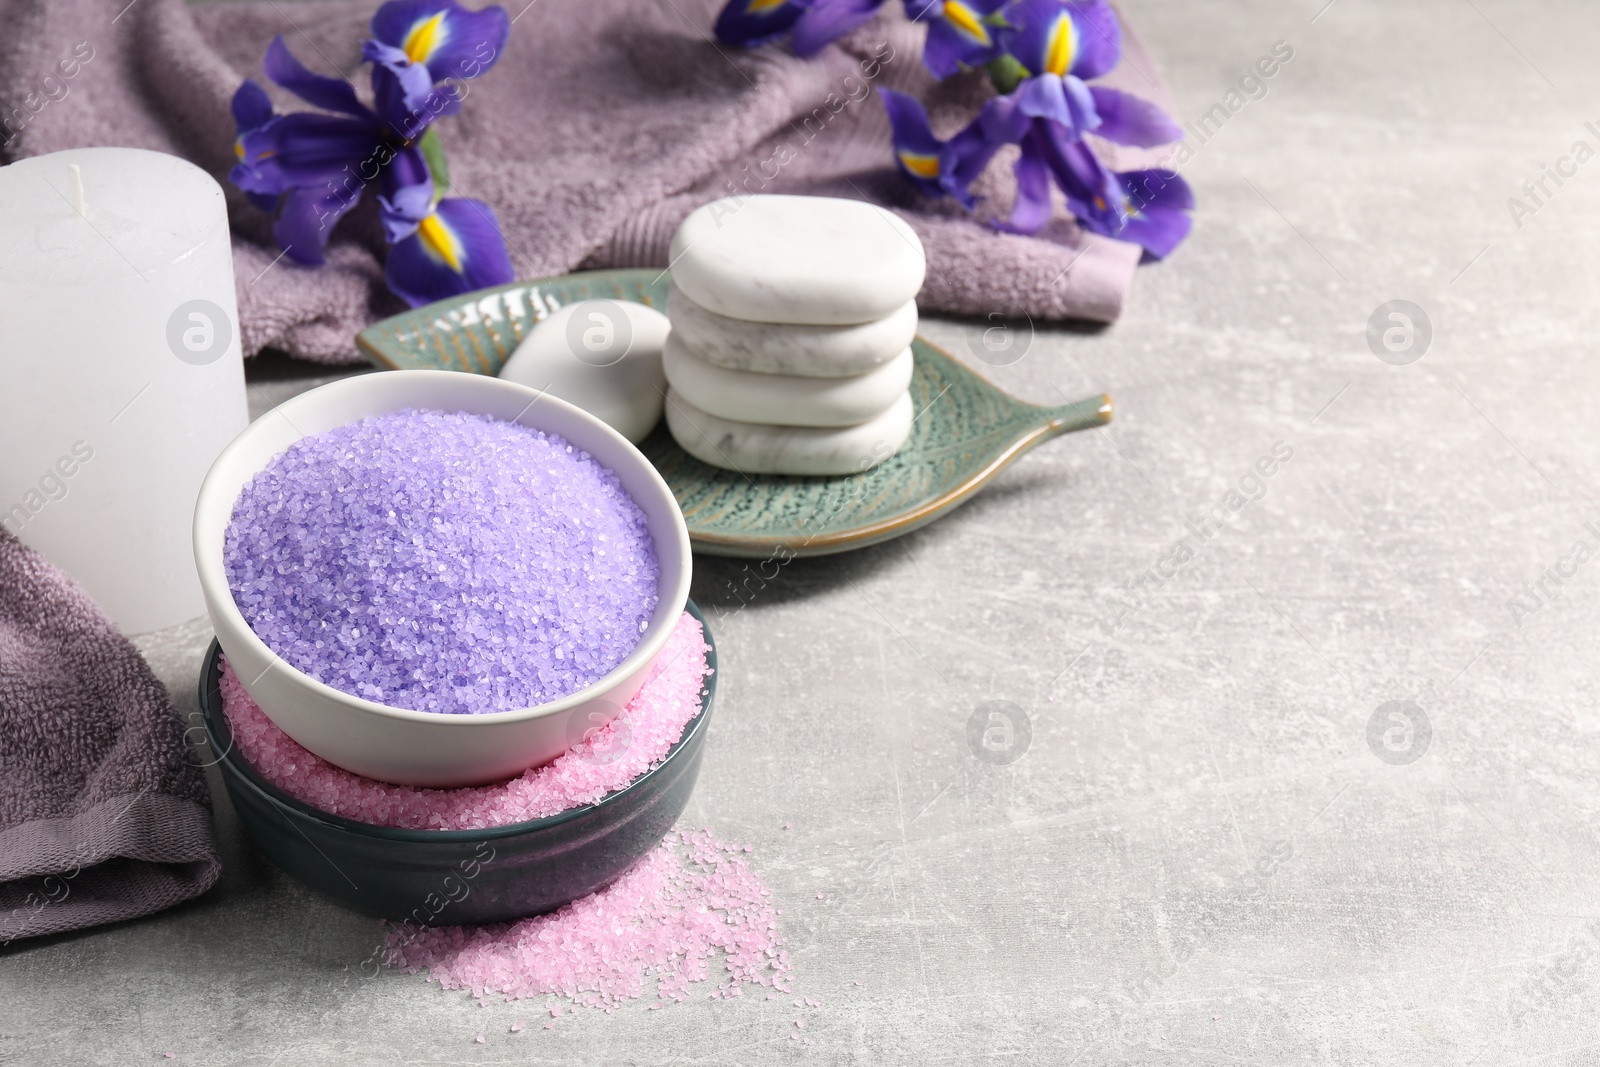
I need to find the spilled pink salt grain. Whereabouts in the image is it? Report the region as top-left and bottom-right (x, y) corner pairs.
(509, 1020), (524, 1033)
(473, 1034), (485, 1044)
(383, 829), (790, 1008)
(218, 612), (710, 830)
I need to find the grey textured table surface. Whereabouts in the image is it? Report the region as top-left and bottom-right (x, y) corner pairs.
(8, 0), (1600, 1063)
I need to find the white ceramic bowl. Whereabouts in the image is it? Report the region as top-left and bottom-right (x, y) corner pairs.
(193, 370), (692, 788)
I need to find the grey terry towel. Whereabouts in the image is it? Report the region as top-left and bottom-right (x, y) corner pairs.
(0, 0), (1176, 364)
(0, 531), (220, 942)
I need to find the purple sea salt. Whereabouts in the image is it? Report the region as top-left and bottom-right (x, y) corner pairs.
(224, 409), (660, 715)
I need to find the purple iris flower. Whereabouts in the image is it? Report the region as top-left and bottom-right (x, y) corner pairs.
(1001, 111), (1123, 234)
(383, 197), (518, 306)
(374, 143), (515, 305)
(716, 0), (1001, 75)
(730, 0), (1196, 259)
(999, 0), (1116, 138)
(999, 0), (1178, 146)
(879, 88), (1020, 210)
(1079, 168), (1194, 260)
(971, 93), (1189, 251)
(228, 0), (513, 307)
(365, 0), (509, 121)
(876, 3), (1190, 252)
(934, 0), (1182, 239)
(230, 39), (388, 224)
(879, 89), (956, 201)
(903, 0), (1006, 77)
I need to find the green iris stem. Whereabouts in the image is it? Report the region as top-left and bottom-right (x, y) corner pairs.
(418, 126), (452, 205)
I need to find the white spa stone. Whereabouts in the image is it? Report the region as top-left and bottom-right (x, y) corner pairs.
(665, 389), (913, 476)
(669, 195), (926, 325)
(663, 334), (913, 428)
(666, 285), (917, 377)
(498, 300), (670, 443)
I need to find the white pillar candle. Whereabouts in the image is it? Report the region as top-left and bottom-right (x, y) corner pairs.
(0, 147), (247, 635)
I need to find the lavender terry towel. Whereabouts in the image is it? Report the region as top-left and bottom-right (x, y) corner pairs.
(0, 532), (220, 943)
(0, 0), (1177, 364)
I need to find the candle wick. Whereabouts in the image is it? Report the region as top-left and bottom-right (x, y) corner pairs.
(67, 163), (85, 218)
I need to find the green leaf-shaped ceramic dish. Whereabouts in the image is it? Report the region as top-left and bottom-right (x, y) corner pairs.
(356, 269), (1111, 558)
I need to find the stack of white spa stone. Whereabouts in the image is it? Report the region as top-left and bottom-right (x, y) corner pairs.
(663, 195), (926, 476)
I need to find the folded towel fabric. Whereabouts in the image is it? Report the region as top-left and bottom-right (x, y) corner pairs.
(0, 531), (220, 943)
(0, 0), (1176, 364)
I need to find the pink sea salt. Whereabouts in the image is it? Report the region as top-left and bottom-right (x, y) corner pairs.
(217, 609), (790, 1015)
(223, 408), (659, 715)
(218, 612), (710, 830)
(383, 829), (791, 1008)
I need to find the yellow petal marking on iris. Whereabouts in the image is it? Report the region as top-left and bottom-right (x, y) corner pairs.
(942, 0), (990, 45)
(899, 151), (941, 179)
(403, 12), (449, 64)
(1042, 12), (1076, 76)
(418, 212), (464, 272)
(234, 140), (245, 160)
(747, 0), (788, 13)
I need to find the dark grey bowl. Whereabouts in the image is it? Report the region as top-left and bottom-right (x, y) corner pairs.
(198, 600), (715, 925)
